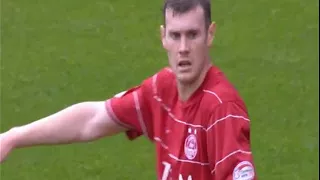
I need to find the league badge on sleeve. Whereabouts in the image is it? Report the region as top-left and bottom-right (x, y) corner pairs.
(233, 161), (255, 180)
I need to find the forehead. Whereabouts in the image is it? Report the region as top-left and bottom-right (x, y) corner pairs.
(165, 6), (205, 31)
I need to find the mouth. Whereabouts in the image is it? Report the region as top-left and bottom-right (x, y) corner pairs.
(178, 60), (192, 68)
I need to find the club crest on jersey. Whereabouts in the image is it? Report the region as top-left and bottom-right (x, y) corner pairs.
(184, 131), (198, 160)
(233, 161), (255, 180)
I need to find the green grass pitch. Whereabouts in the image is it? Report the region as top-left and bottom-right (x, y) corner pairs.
(0, 0), (318, 179)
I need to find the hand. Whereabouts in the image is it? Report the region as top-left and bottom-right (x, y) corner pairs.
(0, 131), (15, 163)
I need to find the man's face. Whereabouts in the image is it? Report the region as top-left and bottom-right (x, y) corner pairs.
(161, 6), (215, 84)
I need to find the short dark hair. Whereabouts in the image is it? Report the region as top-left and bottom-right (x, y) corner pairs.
(162, 0), (211, 28)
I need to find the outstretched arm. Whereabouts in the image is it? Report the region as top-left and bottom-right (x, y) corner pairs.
(0, 101), (126, 162)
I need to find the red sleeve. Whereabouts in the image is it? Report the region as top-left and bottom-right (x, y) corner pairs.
(105, 78), (153, 141)
(207, 101), (257, 180)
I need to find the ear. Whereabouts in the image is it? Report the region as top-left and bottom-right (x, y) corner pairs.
(160, 25), (167, 49)
(207, 21), (216, 47)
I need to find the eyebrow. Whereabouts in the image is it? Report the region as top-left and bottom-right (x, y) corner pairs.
(168, 28), (200, 33)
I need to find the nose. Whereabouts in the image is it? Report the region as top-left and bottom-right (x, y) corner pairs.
(178, 37), (190, 55)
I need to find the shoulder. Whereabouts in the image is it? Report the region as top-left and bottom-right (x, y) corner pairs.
(146, 67), (175, 96)
(203, 81), (244, 108)
(201, 66), (248, 114)
(112, 67), (173, 100)
(138, 67), (173, 88)
(150, 67), (174, 86)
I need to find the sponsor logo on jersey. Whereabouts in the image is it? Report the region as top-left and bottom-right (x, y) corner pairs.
(233, 161), (255, 180)
(184, 133), (198, 160)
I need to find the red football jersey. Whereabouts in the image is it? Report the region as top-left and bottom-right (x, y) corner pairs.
(105, 66), (257, 180)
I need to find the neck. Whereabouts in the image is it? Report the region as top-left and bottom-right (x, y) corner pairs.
(177, 62), (212, 102)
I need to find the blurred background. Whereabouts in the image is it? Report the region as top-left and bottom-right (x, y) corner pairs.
(1, 0), (318, 179)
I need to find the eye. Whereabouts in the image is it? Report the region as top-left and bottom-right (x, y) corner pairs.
(187, 30), (198, 39)
(169, 32), (180, 40)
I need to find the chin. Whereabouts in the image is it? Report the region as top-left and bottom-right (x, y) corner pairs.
(176, 73), (197, 85)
